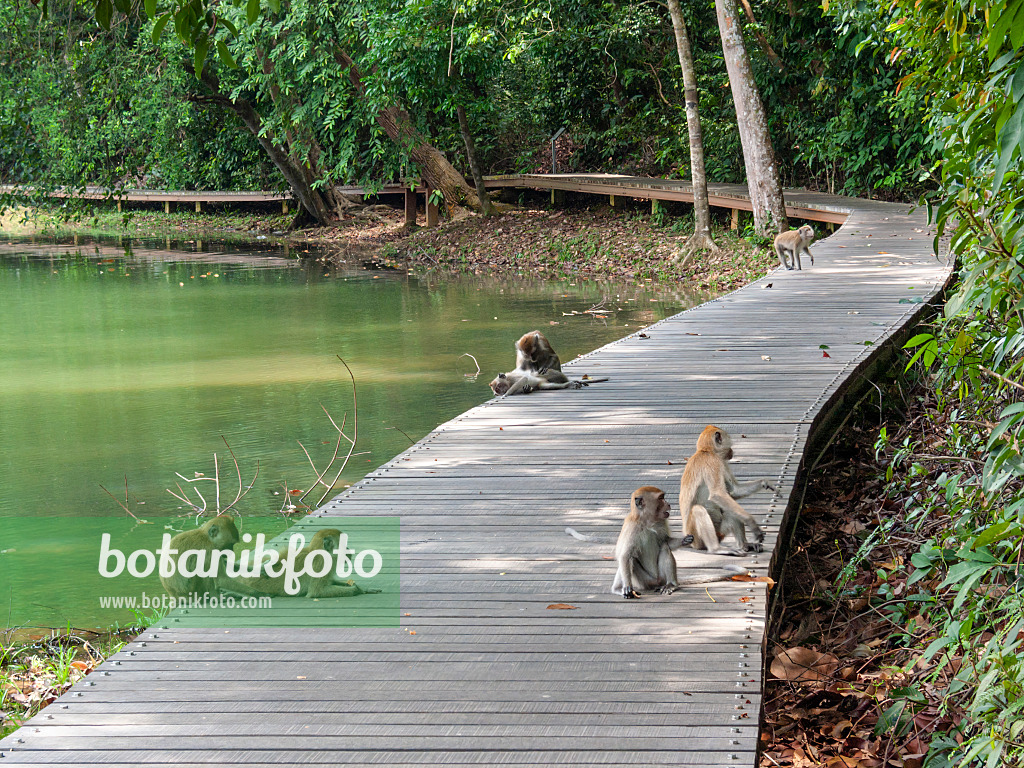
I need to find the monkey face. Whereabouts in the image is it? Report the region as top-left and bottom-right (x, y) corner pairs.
(207, 516), (240, 549)
(632, 486), (670, 519)
(489, 374), (510, 396)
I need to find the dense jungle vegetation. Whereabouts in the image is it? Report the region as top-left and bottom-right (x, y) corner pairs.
(2, 0), (1024, 766)
(0, 0), (934, 203)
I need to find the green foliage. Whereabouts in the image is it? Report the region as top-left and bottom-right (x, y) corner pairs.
(843, 0), (1024, 760)
(12, 0), (944, 202)
(0, 1), (273, 193)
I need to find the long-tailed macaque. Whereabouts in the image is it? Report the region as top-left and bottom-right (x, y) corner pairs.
(612, 487), (692, 598)
(774, 225), (815, 270)
(224, 529), (380, 599)
(515, 330), (563, 373)
(600, 487), (746, 598)
(489, 368), (584, 396)
(488, 330), (607, 396)
(159, 515), (240, 599)
(679, 426), (775, 556)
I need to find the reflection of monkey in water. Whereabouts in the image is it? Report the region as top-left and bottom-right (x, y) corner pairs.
(224, 529), (381, 599)
(488, 330), (608, 396)
(567, 487), (745, 599)
(159, 515), (240, 599)
(679, 426), (775, 556)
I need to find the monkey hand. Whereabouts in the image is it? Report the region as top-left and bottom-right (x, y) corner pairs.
(621, 588), (641, 599)
(568, 381), (585, 389)
(745, 542), (764, 553)
(760, 479), (777, 492)
(659, 585), (676, 596)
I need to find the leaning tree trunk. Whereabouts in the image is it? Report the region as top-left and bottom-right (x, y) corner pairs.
(714, 0), (788, 236)
(455, 103), (492, 216)
(337, 51), (482, 214)
(258, 46), (352, 219)
(195, 69), (334, 226)
(667, 0), (720, 263)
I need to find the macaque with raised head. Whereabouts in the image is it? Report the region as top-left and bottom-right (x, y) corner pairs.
(774, 225), (815, 270)
(679, 425), (775, 556)
(224, 528), (380, 599)
(488, 330), (607, 396)
(612, 487), (693, 598)
(159, 515), (240, 599)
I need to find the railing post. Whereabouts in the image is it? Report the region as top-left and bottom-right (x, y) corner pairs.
(425, 188), (439, 227)
(404, 188), (417, 226)
(550, 127), (567, 174)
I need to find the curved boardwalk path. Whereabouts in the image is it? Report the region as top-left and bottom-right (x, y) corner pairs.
(0, 181), (952, 767)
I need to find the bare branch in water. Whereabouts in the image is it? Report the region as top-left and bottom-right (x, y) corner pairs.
(295, 356), (362, 509)
(386, 426), (416, 445)
(99, 477), (147, 522)
(458, 352), (481, 378)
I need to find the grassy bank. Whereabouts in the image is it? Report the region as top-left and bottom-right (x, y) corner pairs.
(1, 628), (137, 740)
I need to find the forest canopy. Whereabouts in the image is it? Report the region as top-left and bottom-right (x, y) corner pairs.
(1, 0), (935, 207)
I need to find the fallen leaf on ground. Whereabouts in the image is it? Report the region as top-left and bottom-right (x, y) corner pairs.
(771, 647), (840, 682)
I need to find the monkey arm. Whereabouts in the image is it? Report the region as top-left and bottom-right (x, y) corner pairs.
(727, 478), (774, 499)
(667, 535), (694, 550)
(707, 492), (758, 524)
(723, 465), (774, 499)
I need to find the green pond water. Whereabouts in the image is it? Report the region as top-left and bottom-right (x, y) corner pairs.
(0, 235), (697, 629)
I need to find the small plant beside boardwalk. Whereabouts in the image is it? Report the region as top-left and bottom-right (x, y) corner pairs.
(1, 627), (137, 740)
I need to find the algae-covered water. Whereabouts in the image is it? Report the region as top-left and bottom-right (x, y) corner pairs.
(0, 236), (695, 628)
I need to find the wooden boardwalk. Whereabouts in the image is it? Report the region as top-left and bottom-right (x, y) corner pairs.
(0, 184), (952, 767)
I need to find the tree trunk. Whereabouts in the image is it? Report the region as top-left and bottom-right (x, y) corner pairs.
(337, 51), (482, 214)
(194, 69), (334, 226)
(667, 0), (720, 263)
(714, 0), (788, 236)
(259, 46), (350, 219)
(455, 103), (492, 216)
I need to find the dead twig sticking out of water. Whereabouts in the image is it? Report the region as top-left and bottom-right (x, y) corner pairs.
(458, 352), (481, 380)
(163, 439), (258, 517)
(296, 356), (361, 508)
(386, 426), (416, 445)
(99, 476), (148, 523)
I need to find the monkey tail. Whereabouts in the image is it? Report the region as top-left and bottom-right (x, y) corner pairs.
(565, 527), (615, 543)
(675, 564), (748, 586)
